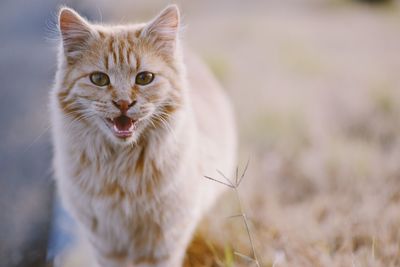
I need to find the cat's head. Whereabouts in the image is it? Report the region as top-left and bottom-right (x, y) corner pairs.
(56, 5), (184, 145)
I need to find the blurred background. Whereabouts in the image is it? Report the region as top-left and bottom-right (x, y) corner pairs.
(1, 0), (400, 266)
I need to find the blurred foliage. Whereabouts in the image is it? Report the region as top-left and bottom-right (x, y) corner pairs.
(355, 0), (393, 4)
(203, 54), (230, 84)
(251, 110), (310, 153)
(2, 0), (400, 266)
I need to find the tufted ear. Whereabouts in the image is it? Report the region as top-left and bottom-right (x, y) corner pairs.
(141, 5), (180, 56)
(58, 7), (94, 60)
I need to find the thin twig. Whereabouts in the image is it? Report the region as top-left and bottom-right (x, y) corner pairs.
(227, 214), (244, 219)
(204, 175), (234, 188)
(234, 251), (256, 262)
(238, 157), (250, 186)
(22, 124), (51, 153)
(216, 169), (235, 188)
(235, 166), (239, 186)
(234, 186), (260, 267)
(203, 160), (261, 267)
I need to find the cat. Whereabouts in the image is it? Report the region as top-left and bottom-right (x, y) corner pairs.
(50, 5), (237, 267)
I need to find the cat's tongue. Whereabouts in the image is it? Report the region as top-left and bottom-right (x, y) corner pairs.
(112, 115), (134, 138)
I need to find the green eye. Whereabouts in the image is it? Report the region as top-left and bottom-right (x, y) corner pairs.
(90, 72), (110, 87)
(135, 71), (155, 85)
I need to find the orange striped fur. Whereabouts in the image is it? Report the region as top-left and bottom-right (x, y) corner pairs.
(51, 5), (236, 267)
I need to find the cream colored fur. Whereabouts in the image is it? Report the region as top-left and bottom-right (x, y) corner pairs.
(51, 5), (236, 267)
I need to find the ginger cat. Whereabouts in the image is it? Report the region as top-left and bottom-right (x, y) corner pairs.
(50, 5), (236, 267)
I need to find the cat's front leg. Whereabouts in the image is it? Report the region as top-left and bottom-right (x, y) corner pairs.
(132, 254), (184, 267)
(130, 246), (186, 267)
(88, 232), (130, 267)
(131, 220), (196, 267)
(93, 248), (129, 267)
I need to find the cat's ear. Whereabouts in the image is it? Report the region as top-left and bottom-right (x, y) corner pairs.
(141, 5), (180, 56)
(58, 7), (94, 60)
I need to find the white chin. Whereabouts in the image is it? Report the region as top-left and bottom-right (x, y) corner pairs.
(109, 131), (137, 145)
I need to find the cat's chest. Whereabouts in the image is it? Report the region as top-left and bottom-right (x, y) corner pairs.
(67, 151), (168, 216)
(66, 144), (170, 199)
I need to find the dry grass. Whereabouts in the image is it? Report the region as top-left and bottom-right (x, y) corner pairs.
(181, 1), (400, 266)
(57, 1), (400, 266)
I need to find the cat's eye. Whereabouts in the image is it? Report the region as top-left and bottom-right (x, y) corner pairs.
(90, 72), (110, 87)
(135, 71), (155, 86)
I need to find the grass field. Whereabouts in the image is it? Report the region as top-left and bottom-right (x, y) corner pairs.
(57, 1), (400, 266)
(62, 1), (400, 266)
(3, 0), (399, 266)
(176, 1), (400, 266)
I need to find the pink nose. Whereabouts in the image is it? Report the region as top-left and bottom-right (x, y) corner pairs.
(112, 100), (136, 113)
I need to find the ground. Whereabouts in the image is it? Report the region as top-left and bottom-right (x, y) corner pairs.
(3, 0), (400, 266)
(176, 1), (400, 266)
(74, 1), (400, 266)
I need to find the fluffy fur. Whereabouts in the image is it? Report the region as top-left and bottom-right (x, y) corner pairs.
(50, 5), (236, 267)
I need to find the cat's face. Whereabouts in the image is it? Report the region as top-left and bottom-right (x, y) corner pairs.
(57, 6), (183, 145)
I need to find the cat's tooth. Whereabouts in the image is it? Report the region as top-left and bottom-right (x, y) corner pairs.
(129, 124), (134, 131)
(113, 124), (119, 132)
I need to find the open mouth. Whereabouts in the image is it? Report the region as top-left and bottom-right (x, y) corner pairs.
(106, 115), (137, 138)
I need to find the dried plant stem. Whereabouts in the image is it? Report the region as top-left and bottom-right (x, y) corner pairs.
(204, 159), (261, 267)
(234, 187), (260, 267)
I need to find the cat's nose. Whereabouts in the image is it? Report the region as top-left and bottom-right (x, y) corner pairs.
(112, 99), (136, 113)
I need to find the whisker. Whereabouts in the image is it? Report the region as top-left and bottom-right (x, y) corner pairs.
(22, 124), (52, 153)
(150, 111), (177, 142)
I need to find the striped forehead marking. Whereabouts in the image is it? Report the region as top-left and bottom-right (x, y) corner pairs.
(104, 36), (138, 71)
